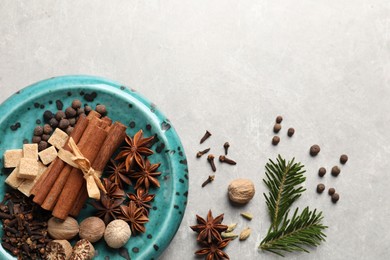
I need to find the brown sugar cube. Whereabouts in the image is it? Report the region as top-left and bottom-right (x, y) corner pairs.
(18, 162), (47, 196)
(23, 143), (39, 160)
(17, 158), (38, 180)
(3, 149), (23, 168)
(38, 146), (58, 165)
(5, 166), (24, 189)
(48, 128), (69, 149)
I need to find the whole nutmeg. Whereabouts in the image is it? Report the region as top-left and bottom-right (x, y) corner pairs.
(228, 179), (255, 205)
(104, 219), (131, 249)
(48, 217), (79, 240)
(79, 217), (106, 243)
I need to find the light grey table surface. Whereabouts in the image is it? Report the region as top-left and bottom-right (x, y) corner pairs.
(1, 1), (389, 259)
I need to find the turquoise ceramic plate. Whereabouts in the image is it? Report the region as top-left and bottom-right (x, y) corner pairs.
(0, 75), (188, 260)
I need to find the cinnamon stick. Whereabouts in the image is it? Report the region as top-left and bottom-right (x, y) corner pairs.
(69, 122), (127, 216)
(52, 124), (108, 220)
(41, 118), (102, 211)
(31, 115), (89, 203)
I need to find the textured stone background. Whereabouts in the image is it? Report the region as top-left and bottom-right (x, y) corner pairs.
(1, 1), (390, 259)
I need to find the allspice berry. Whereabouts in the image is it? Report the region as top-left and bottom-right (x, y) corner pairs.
(43, 124), (53, 134)
(32, 136), (41, 144)
(72, 99), (82, 109)
(310, 145), (321, 156)
(331, 166), (341, 177)
(34, 126), (43, 136)
(328, 188), (336, 196)
(55, 111), (66, 121)
(287, 128), (295, 137)
(272, 136), (280, 146)
(65, 107), (77, 118)
(318, 167), (326, 177)
(96, 105), (107, 116)
(331, 193), (340, 203)
(38, 141), (48, 152)
(276, 115), (283, 123)
(49, 118), (59, 128)
(228, 179), (255, 205)
(340, 154), (348, 164)
(316, 184), (325, 193)
(273, 124), (281, 133)
(58, 119), (70, 130)
(79, 217), (106, 243)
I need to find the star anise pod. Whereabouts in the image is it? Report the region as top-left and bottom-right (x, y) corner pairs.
(106, 159), (132, 189)
(102, 178), (125, 199)
(127, 188), (155, 216)
(190, 210), (228, 244)
(119, 201), (149, 234)
(91, 194), (124, 225)
(115, 130), (154, 171)
(131, 159), (161, 191)
(195, 239), (231, 260)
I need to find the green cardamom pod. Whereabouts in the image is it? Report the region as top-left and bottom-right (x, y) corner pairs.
(226, 223), (237, 232)
(221, 232), (238, 240)
(239, 227), (251, 241)
(240, 212), (253, 220)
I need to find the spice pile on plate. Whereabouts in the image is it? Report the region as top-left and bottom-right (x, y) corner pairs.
(1, 98), (161, 259)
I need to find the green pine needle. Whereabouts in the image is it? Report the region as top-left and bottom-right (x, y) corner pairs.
(260, 155), (327, 256)
(263, 155), (306, 230)
(259, 207), (328, 257)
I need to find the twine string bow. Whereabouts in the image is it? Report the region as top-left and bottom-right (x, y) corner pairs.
(57, 137), (106, 200)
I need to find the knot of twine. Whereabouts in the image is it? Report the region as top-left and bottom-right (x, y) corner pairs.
(57, 137), (106, 200)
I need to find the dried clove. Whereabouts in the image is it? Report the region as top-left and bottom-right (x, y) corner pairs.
(201, 175), (215, 188)
(200, 130), (212, 144)
(196, 148), (210, 158)
(219, 155), (237, 165)
(207, 154), (217, 172)
(223, 142), (230, 155)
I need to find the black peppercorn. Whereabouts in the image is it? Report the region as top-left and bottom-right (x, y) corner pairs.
(316, 183), (325, 193)
(65, 107), (77, 118)
(272, 136), (280, 146)
(310, 145), (321, 156)
(55, 111), (66, 121)
(58, 119), (70, 129)
(318, 167), (326, 177)
(43, 124), (52, 135)
(328, 188), (335, 196)
(71, 99), (82, 109)
(49, 118), (58, 128)
(33, 126), (43, 136)
(43, 110), (53, 122)
(96, 104), (107, 116)
(340, 154), (348, 164)
(287, 128), (295, 137)
(331, 166), (341, 177)
(276, 115), (283, 123)
(331, 193), (340, 203)
(32, 136), (41, 144)
(273, 124), (281, 133)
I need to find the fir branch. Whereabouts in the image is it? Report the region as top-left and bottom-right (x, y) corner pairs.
(263, 155), (306, 230)
(259, 207), (328, 257)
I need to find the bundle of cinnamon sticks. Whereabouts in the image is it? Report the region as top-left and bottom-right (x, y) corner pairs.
(31, 111), (127, 220)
